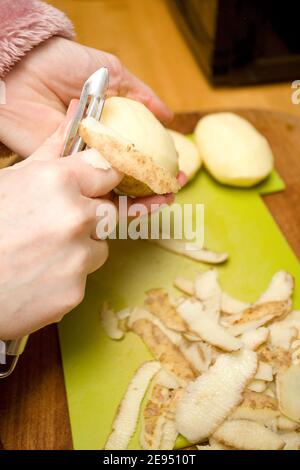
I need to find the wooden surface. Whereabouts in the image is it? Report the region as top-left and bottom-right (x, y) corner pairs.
(0, 325), (72, 450)
(47, 0), (300, 117)
(0, 109), (300, 449)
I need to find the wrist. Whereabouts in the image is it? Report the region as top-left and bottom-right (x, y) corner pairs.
(0, 0), (75, 80)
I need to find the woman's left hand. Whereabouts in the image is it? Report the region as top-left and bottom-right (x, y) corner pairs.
(0, 37), (173, 157)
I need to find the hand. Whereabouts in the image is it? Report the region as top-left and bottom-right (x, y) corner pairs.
(0, 37), (173, 157)
(0, 113), (124, 340)
(0, 105), (178, 340)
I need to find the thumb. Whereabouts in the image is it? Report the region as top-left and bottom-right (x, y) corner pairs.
(60, 149), (123, 197)
(28, 100), (79, 162)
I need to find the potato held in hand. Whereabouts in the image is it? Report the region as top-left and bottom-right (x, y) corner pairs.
(194, 112), (274, 187)
(79, 97), (180, 197)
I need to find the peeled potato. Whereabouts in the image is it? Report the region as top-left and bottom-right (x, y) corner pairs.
(277, 364), (300, 423)
(168, 130), (202, 181)
(194, 112), (274, 187)
(80, 97), (179, 197)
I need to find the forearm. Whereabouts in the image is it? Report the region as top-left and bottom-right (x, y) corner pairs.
(0, 0), (74, 79)
(0, 0), (74, 158)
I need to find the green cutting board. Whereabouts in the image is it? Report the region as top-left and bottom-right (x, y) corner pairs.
(59, 112), (300, 450)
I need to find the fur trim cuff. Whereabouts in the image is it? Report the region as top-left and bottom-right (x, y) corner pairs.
(0, 0), (75, 78)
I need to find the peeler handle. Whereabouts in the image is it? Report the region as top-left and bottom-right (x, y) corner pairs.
(0, 336), (28, 378)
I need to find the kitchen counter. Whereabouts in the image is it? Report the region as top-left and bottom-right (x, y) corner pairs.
(48, 0), (300, 117)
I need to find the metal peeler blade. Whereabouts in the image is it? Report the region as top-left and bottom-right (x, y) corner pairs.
(62, 67), (109, 157)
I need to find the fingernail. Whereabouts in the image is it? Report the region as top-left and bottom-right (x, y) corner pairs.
(66, 99), (79, 119)
(177, 171), (188, 187)
(80, 148), (111, 170)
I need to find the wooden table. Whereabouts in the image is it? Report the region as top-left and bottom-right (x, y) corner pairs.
(1, 0), (300, 450)
(47, 0), (300, 118)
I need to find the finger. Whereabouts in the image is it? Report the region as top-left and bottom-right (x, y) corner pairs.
(111, 192), (175, 218)
(104, 170), (186, 209)
(118, 67), (174, 124)
(84, 50), (173, 123)
(129, 172), (186, 213)
(60, 149), (123, 197)
(86, 239), (109, 274)
(0, 106), (66, 158)
(177, 170), (188, 187)
(28, 100), (79, 162)
(88, 198), (118, 240)
(133, 193), (175, 212)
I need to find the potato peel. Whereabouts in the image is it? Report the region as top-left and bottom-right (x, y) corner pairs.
(144, 289), (187, 332)
(258, 346), (292, 373)
(102, 269), (297, 450)
(255, 362), (273, 382)
(228, 300), (291, 336)
(141, 384), (182, 450)
(177, 298), (242, 352)
(128, 307), (182, 346)
(179, 338), (212, 373)
(213, 419), (284, 450)
(173, 277), (194, 296)
(159, 419), (178, 450)
(240, 327), (269, 350)
(194, 270), (221, 300)
(159, 389), (183, 450)
(248, 380), (268, 393)
(194, 270), (222, 321)
(150, 238), (228, 264)
(277, 416), (300, 431)
(276, 365), (300, 423)
(104, 361), (160, 450)
(269, 325), (298, 350)
(131, 318), (195, 384)
(221, 292), (251, 315)
(257, 271), (294, 304)
(116, 308), (131, 320)
(101, 302), (124, 340)
(292, 347), (300, 365)
(155, 369), (181, 389)
(209, 437), (232, 450)
(140, 384), (172, 450)
(230, 391), (279, 427)
(175, 349), (257, 443)
(280, 431), (300, 450)
(197, 442), (230, 450)
(270, 310), (300, 338)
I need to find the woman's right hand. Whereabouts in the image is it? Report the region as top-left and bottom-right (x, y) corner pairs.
(0, 118), (122, 340)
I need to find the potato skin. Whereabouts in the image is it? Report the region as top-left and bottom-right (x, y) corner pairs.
(79, 117), (180, 197)
(117, 175), (153, 197)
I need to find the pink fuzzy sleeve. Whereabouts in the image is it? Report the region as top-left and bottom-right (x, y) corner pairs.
(0, 0), (75, 78)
